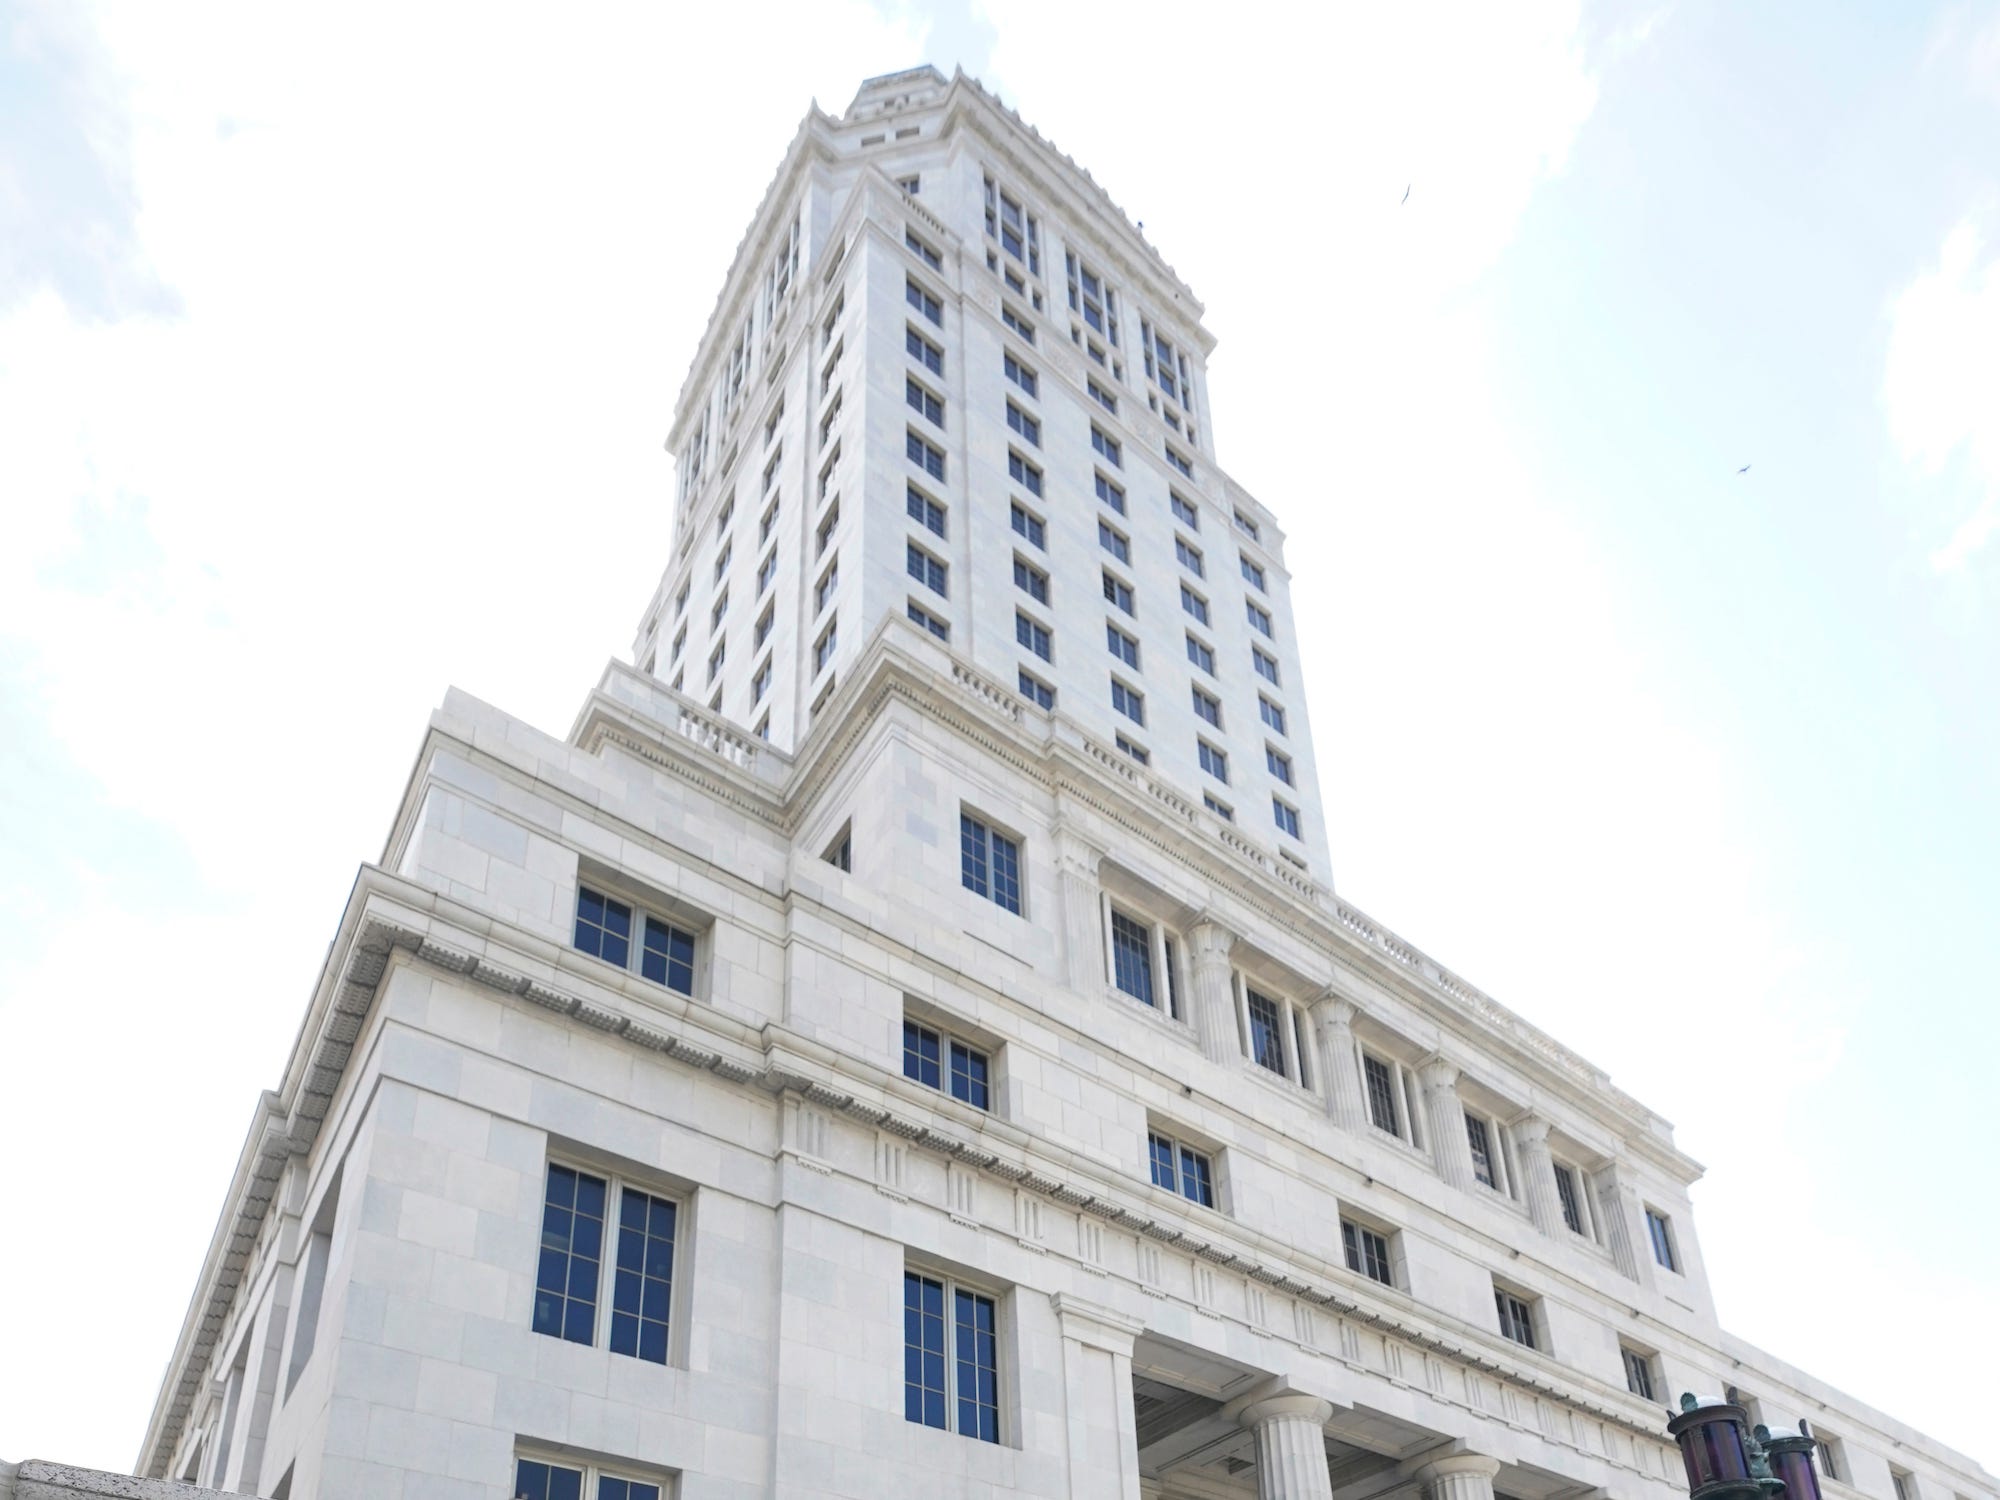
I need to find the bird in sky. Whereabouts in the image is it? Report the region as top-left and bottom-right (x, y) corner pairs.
(1402, 184), (1411, 204)
(1738, 464), (1752, 474)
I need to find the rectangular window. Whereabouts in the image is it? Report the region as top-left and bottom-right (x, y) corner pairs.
(1622, 1346), (1657, 1401)
(1088, 378), (1117, 414)
(1003, 350), (1038, 396)
(574, 888), (696, 995)
(1001, 304), (1035, 344)
(1115, 733), (1149, 764)
(710, 590), (729, 633)
(907, 324), (944, 375)
(763, 447), (783, 494)
(907, 485), (946, 537)
(1014, 555), (1050, 604)
(821, 291), (844, 347)
(984, 175), (1041, 274)
(906, 276), (942, 325)
(1204, 793), (1233, 821)
(1066, 252), (1118, 342)
(1363, 1055), (1400, 1136)
(818, 443), (840, 501)
(1090, 425), (1122, 467)
(1259, 696), (1287, 735)
(1006, 401), (1041, 446)
(1495, 1288), (1536, 1348)
(1148, 1130), (1215, 1208)
(814, 619), (837, 675)
(1094, 472), (1125, 514)
(1891, 1473), (1917, 1500)
(1111, 677), (1145, 725)
(903, 1019), (991, 1110)
(1466, 1113), (1497, 1188)
(1103, 571), (1135, 615)
(1017, 669), (1054, 709)
(907, 429), (946, 481)
(1191, 686), (1221, 726)
(1098, 520), (1130, 563)
(532, 1163), (678, 1365)
(1273, 798), (1301, 839)
(514, 1457), (662, 1500)
(1244, 988), (1286, 1075)
(905, 227), (942, 270)
(960, 813), (1022, 915)
(907, 378), (944, 427)
(1266, 747), (1293, 785)
(1180, 585), (1209, 625)
(1175, 537), (1204, 577)
(815, 560), (838, 614)
(1341, 1221), (1393, 1286)
(1110, 910), (1155, 1005)
(1010, 503), (1045, 549)
(1171, 492), (1199, 529)
(1817, 1439), (1844, 1483)
(1164, 443), (1194, 478)
(816, 500), (838, 557)
(705, 638), (724, 685)
(1008, 450), (1043, 496)
(1246, 601), (1273, 637)
(1553, 1164), (1585, 1234)
(1234, 508), (1261, 540)
(1015, 610), (1053, 662)
(1107, 623), (1140, 668)
(1241, 553), (1268, 591)
(1186, 635), (1214, 675)
(756, 549), (777, 596)
(1646, 1209), (1678, 1271)
(1198, 740), (1228, 782)
(751, 659), (771, 703)
(906, 542), (948, 597)
(903, 1270), (1000, 1442)
(758, 498), (778, 544)
(1253, 647), (1281, 685)
(907, 600), (950, 641)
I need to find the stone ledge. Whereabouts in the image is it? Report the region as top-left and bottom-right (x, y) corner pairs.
(6, 1461), (233, 1499)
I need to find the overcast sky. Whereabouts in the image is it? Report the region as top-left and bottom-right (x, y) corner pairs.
(3, 0), (1997, 1475)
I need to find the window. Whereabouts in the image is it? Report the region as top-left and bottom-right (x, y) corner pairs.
(820, 338), (843, 392)
(1098, 520), (1130, 563)
(1164, 443), (1194, 478)
(1001, 304), (1036, 343)
(1246, 601), (1273, 637)
(1259, 696), (1287, 735)
(1008, 450), (1043, 496)
(824, 825), (852, 871)
(1198, 740), (1228, 782)
(1171, 491), (1199, 529)
(815, 560), (838, 614)
(1204, 793), (1233, 821)
(1066, 252), (1118, 342)
(513, 1456), (661, 1500)
(898, 174), (920, 195)
(818, 392), (842, 446)
(1646, 1209), (1678, 1271)
(907, 378), (944, 427)
(1363, 1054), (1403, 1138)
(1186, 635), (1214, 675)
(1103, 571), (1135, 615)
(756, 549), (777, 596)
(758, 498), (778, 544)
(817, 443), (840, 500)
(751, 658), (772, 703)
(906, 276), (942, 325)
(710, 591), (728, 633)
(1090, 425), (1122, 467)
(1553, 1163), (1587, 1235)
(1233, 507), (1261, 540)
(1111, 677), (1145, 725)
(1115, 734), (1149, 764)
(903, 1018), (991, 1110)
(1110, 910), (1156, 1005)
(1266, 747), (1293, 785)
(984, 174), (1041, 273)
(907, 324), (944, 375)
(1087, 378), (1117, 414)
(1107, 623), (1140, 667)
(821, 291), (844, 347)
(907, 430), (946, 481)
(1494, 1287), (1536, 1348)
(907, 542), (948, 597)
(574, 887), (696, 995)
(907, 600), (950, 641)
(1816, 1436), (1845, 1484)
(960, 813), (1022, 915)
(532, 1162), (678, 1365)
(1148, 1130), (1215, 1208)
(1175, 537), (1204, 577)
(1622, 1346), (1657, 1401)
(1015, 611), (1052, 662)
(673, 580), (689, 617)
(906, 485), (946, 538)
(1465, 1113), (1498, 1189)
(1094, 472), (1125, 514)
(1342, 1220), (1393, 1286)
(1006, 401), (1041, 446)
(1017, 669), (1054, 709)
(816, 500), (839, 557)
(715, 498), (734, 537)
(1253, 647), (1280, 685)
(1013, 555), (1050, 604)
(1244, 987), (1287, 1076)
(670, 624), (685, 662)
(1003, 350), (1038, 396)
(1241, 554), (1267, 592)
(1191, 686), (1221, 727)
(813, 619), (837, 675)
(1273, 798), (1301, 839)
(1892, 1470), (1918, 1500)
(903, 1269), (1000, 1442)
(905, 227), (942, 270)
(1180, 585), (1209, 625)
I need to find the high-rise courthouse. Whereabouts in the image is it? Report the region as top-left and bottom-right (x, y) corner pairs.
(129, 65), (1996, 1500)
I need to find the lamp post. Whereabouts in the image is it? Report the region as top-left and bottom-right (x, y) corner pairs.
(1667, 1394), (1826, 1500)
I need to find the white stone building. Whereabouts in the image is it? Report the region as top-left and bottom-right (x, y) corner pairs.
(111, 64), (1994, 1500)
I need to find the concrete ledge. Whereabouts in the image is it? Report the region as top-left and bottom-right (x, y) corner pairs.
(5, 1462), (231, 1499)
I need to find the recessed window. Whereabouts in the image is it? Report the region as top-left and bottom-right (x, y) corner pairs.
(1003, 350), (1038, 396)
(1015, 611), (1052, 662)
(904, 227), (942, 270)
(1553, 1162), (1589, 1236)
(1115, 733), (1149, 764)
(1109, 909), (1159, 1006)
(1010, 503), (1046, 550)
(1164, 442), (1193, 478)
(574, 887), (696, 995)
(906, 429), (946, 481)
(1259, 696), (1287, 735)
(1465, 1111), (1504, 1191)
(1001, 304), (1035, 343)
(1266, 746), (1293, 785)
(1622, 1345), (1657, 1401)
(1191, 685), (1222, 727)
(816, 500), (839, 557)
(1494, 1286), (1537, 1349)
(906, 276), (942, 325)
(1066, 251), (1118, 342)
(903, 1268), (1001, 1442)
(756, 549), (777, 596)
(1175, 537), (1204, 577)
(1233, 507), (1261, 540)
(1891, 1470), (1918, 1500)
(907, 324), (944, 376)
(1186, 635), (1214, 675)
(1180, 585), (1209, 626)
(1017, 669), (1054, 709)
(514, 1455), (662, 1500)
(1094, 472), (1125, 514)
(1646, 1208), (1678, 1271)
(960, 813), (1022, 915)
(1198, 739), (1228, 783)
(1098, 520), (1130, 563)
(1240, 554), (1267, 592)
(1816, 1435), (1845, 1484)
(907, 484), (946, 538)
(824, 824), (852, 872)
(1246, 601), (1273, 638)
(1087, 378), (1117, 414)
(1203, 793), (1232, 821)
(1273, 798), (1301, 839)
(758, 498), (778, 544)
(984, 173), (1042, 274)
(1341, 1220), (1393, 1286)
(763, 447), (783, 494)
(903, 1018), (990, 1110)
(907, 378), (944, 427)
(1244, 987), (1285, 1074)
(1008, 450), (1043, 496)
(1171, 491), (1199, 530)
(1103, 571), (1135, 616)
(907, 600), (950, 641)
(813, 618), (837, 675)
(532, 1162), (679, 1365)
(751, 658), (772, 704)
(1253, 647), (1281, 685)
(815, 560), (838, 614)
(1006, 401), (1041, 447)
(1014, 555), (1050, 604)
(898, 174), (921, 195)
(1107, 623), (1140, 668)
(1111, 677), (1145, 725)
(1148, 1129), (1215, 1208)
(710, 590), (729, 633)
(1091, 425), (1122, 467)
(906, 542), (948, 598)
(1362, 1053), (1423, 1146)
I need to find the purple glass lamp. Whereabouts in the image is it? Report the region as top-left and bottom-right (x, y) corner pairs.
(1757, 1423), (1827, 1500)
(1668, 1394), (1822, 1500)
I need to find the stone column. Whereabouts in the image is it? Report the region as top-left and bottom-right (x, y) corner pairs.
(1510, 1115), (1563, 1237)
(1186, 920), (1241, 1066)
(1053, 1294), (1147, 1500)
(1414, 1452), (1502, 1500)
(1312, 995), (1368, 1132)
(1055, 829), (1104, 995)
(1594, 1162), (1654, 1288)
(1416, 1057), (1477, 1192)
(1240, 1393), (1335, 1500)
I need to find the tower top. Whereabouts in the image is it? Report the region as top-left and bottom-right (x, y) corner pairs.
(846, 64), (951, 121)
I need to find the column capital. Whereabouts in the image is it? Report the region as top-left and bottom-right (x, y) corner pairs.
(1054, 827), (1102, 879)
(1237, 1392), (1335, 1430)
(1186, 916), (1236, 960)
(1411, 1453), (1502, 1485)
(1509, 1113), (1552, 1145)
(1311, 991), (1358, 1026)
(1415, 1053), (1460, 1090)
(1051, 1291), (1146, 1356)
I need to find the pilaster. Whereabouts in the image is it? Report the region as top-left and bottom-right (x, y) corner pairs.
(1312, 995), (1368, 1132)
(1186, 920), (1241, 1067)
(1510, 1115), (1563, 1237)
(1416, 1056), (1477, 1192)
(1052, 1294), (1145, 1500)
(1055, 828), (1105, 996)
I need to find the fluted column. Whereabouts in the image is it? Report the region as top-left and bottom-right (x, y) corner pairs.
(1186, 919), (1240, 1066)
(1510, 1115), (1563, 1237)
(1414, 1452), (1501, 1500)
(1312, 995), (1368, 1132)
(1240, 1393), (1335, 1500)
(1595, 1162), (1654, 1287)
(1055, 829), (1104, 995)
(1416, 1056), (1477, 1192)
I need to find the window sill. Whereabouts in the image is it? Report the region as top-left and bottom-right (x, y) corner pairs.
(1101, 985), (1200, 1043)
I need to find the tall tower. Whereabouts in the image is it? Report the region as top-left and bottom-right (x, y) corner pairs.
(636, 66), (1331, 878)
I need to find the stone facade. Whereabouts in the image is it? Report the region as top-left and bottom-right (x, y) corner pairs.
(106, 63), (1995, 1500)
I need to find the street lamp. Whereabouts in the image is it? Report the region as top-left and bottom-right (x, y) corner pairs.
(1667, 1394), (1826, 1500)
